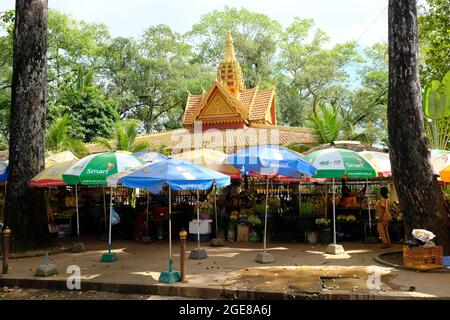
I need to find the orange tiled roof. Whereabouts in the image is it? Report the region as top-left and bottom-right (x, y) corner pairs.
(86, 125), (318, 154)
(183, 94), (203, 126)
(248, 88), (275, 122)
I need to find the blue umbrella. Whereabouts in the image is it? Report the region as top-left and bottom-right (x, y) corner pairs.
(227, 145), (317, 263)
(0, 161), (8, 183)
(227, 145), (317, 178)
(107, 158), (231, 282)
(133, 152), (167, 164)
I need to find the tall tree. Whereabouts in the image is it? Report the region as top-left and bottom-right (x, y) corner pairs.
(388, 0), (449, 254)
(188, 6), (282, 88)
(276, 18), (359, 127)
(5, 0), (51, 250)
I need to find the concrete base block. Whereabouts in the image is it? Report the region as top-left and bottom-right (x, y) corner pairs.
(363, 237), (379, 244)
(210, 238), (224, 247)
(71, 243), (85, 253)
(326, 244), (345, 255)
(256, 252), (274, 264)
(141, 236), (151, 244)
(189, 248), (208, 260)
(35, 264), (58, 277)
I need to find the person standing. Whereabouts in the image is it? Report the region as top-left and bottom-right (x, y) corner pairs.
(376, 187), (392, 248)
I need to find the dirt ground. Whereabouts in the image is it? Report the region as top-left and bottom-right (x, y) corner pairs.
(0, 286), (199, 300)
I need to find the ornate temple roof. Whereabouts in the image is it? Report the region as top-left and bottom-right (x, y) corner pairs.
(183, 32), (277, 127)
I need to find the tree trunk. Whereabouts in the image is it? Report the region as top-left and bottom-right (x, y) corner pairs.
(387, 0), (450, 254)
(5, 0), (51, 251)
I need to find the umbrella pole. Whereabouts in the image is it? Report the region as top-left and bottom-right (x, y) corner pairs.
(263, 176), (269, 254)
(75, 185), (80, 242)
(332, 178), (336, 245)
(214, 183), (218, 238)
(101, 187), (117, 262)
(146, 190), (150, 236)
(298, 182), (301, 215)
(169, 186), (172, 271)
(366, 179), (372, 237)
(197, 190), (200, 250)
(108, 187), (113, 254)
(1, 182), (6, 220)
(103, 187), (107, 232)
(159, 185), (180, 283)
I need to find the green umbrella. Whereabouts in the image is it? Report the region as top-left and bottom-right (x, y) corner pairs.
(305, 148), (377, 251)
(63, 151), (144, 186)
(62, 151), (144, 255)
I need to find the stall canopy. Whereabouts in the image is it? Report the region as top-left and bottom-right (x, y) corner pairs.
(227, 145), (317, 263)
(305, 147), (377, 252)
(45, 151), (78, 168)
(172, 148), (241, 180)
(133, 152), (167, 164)
(359, 151), (391, 178)
(29, 159), (79, 187)
(227, 145), (317, 178)
(63, 151), (144, 185)
(0, 161), (7, 183)
(107, 158), (231, 282)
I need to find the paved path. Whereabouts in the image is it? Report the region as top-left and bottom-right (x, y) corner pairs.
(1, 240), (449, 299)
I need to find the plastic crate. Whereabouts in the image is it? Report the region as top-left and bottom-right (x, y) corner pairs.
(403, 246), (443, 270)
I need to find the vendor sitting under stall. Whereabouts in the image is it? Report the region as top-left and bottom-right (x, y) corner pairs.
(340, 175), (366, 208)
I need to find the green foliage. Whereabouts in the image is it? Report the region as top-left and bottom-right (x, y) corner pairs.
(60, 86), (119, 142)
(305, 103), (372, 144)
(419, 0), (450, 84)
(276, 18), (360, 127)
(423, 72), (450, 119)
(284, 142), (310, 154)
(45, 114), (89, 158)
(104, 26), (197, 133)
(423, 72), (450, 150)
(94, 120), (149, 153)
(188, 6), (282, 88)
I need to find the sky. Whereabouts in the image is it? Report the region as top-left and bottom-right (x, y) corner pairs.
(0, 0), (426, 47)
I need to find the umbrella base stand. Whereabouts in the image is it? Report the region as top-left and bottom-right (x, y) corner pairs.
(35, 264), (58, 277)
(159, 270), (181, 283)
(210, 238), (224, 247)
(35, 254), (58, 277)
(141, 236), (152, 244)
(326, 244), (345, 255)
(71, 243), (85, 253)
(101, 252), (118, 263)
(189, 248), (208, 259)
(364, 236), (379, 244)
(256, 252), (274, 264)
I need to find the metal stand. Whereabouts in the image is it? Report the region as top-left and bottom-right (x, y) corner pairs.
(256, 176), (274, 264)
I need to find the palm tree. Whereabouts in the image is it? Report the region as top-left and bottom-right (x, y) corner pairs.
(306, 103), (371, 144)
(94, 120), (149, 153)
(46, 114), (89, 158)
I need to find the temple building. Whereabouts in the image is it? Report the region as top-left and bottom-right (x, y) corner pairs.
(88, 33), (317, 154)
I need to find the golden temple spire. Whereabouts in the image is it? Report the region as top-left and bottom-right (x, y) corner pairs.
(217, 32), (245, 95)
(224, 31), (236, 62)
